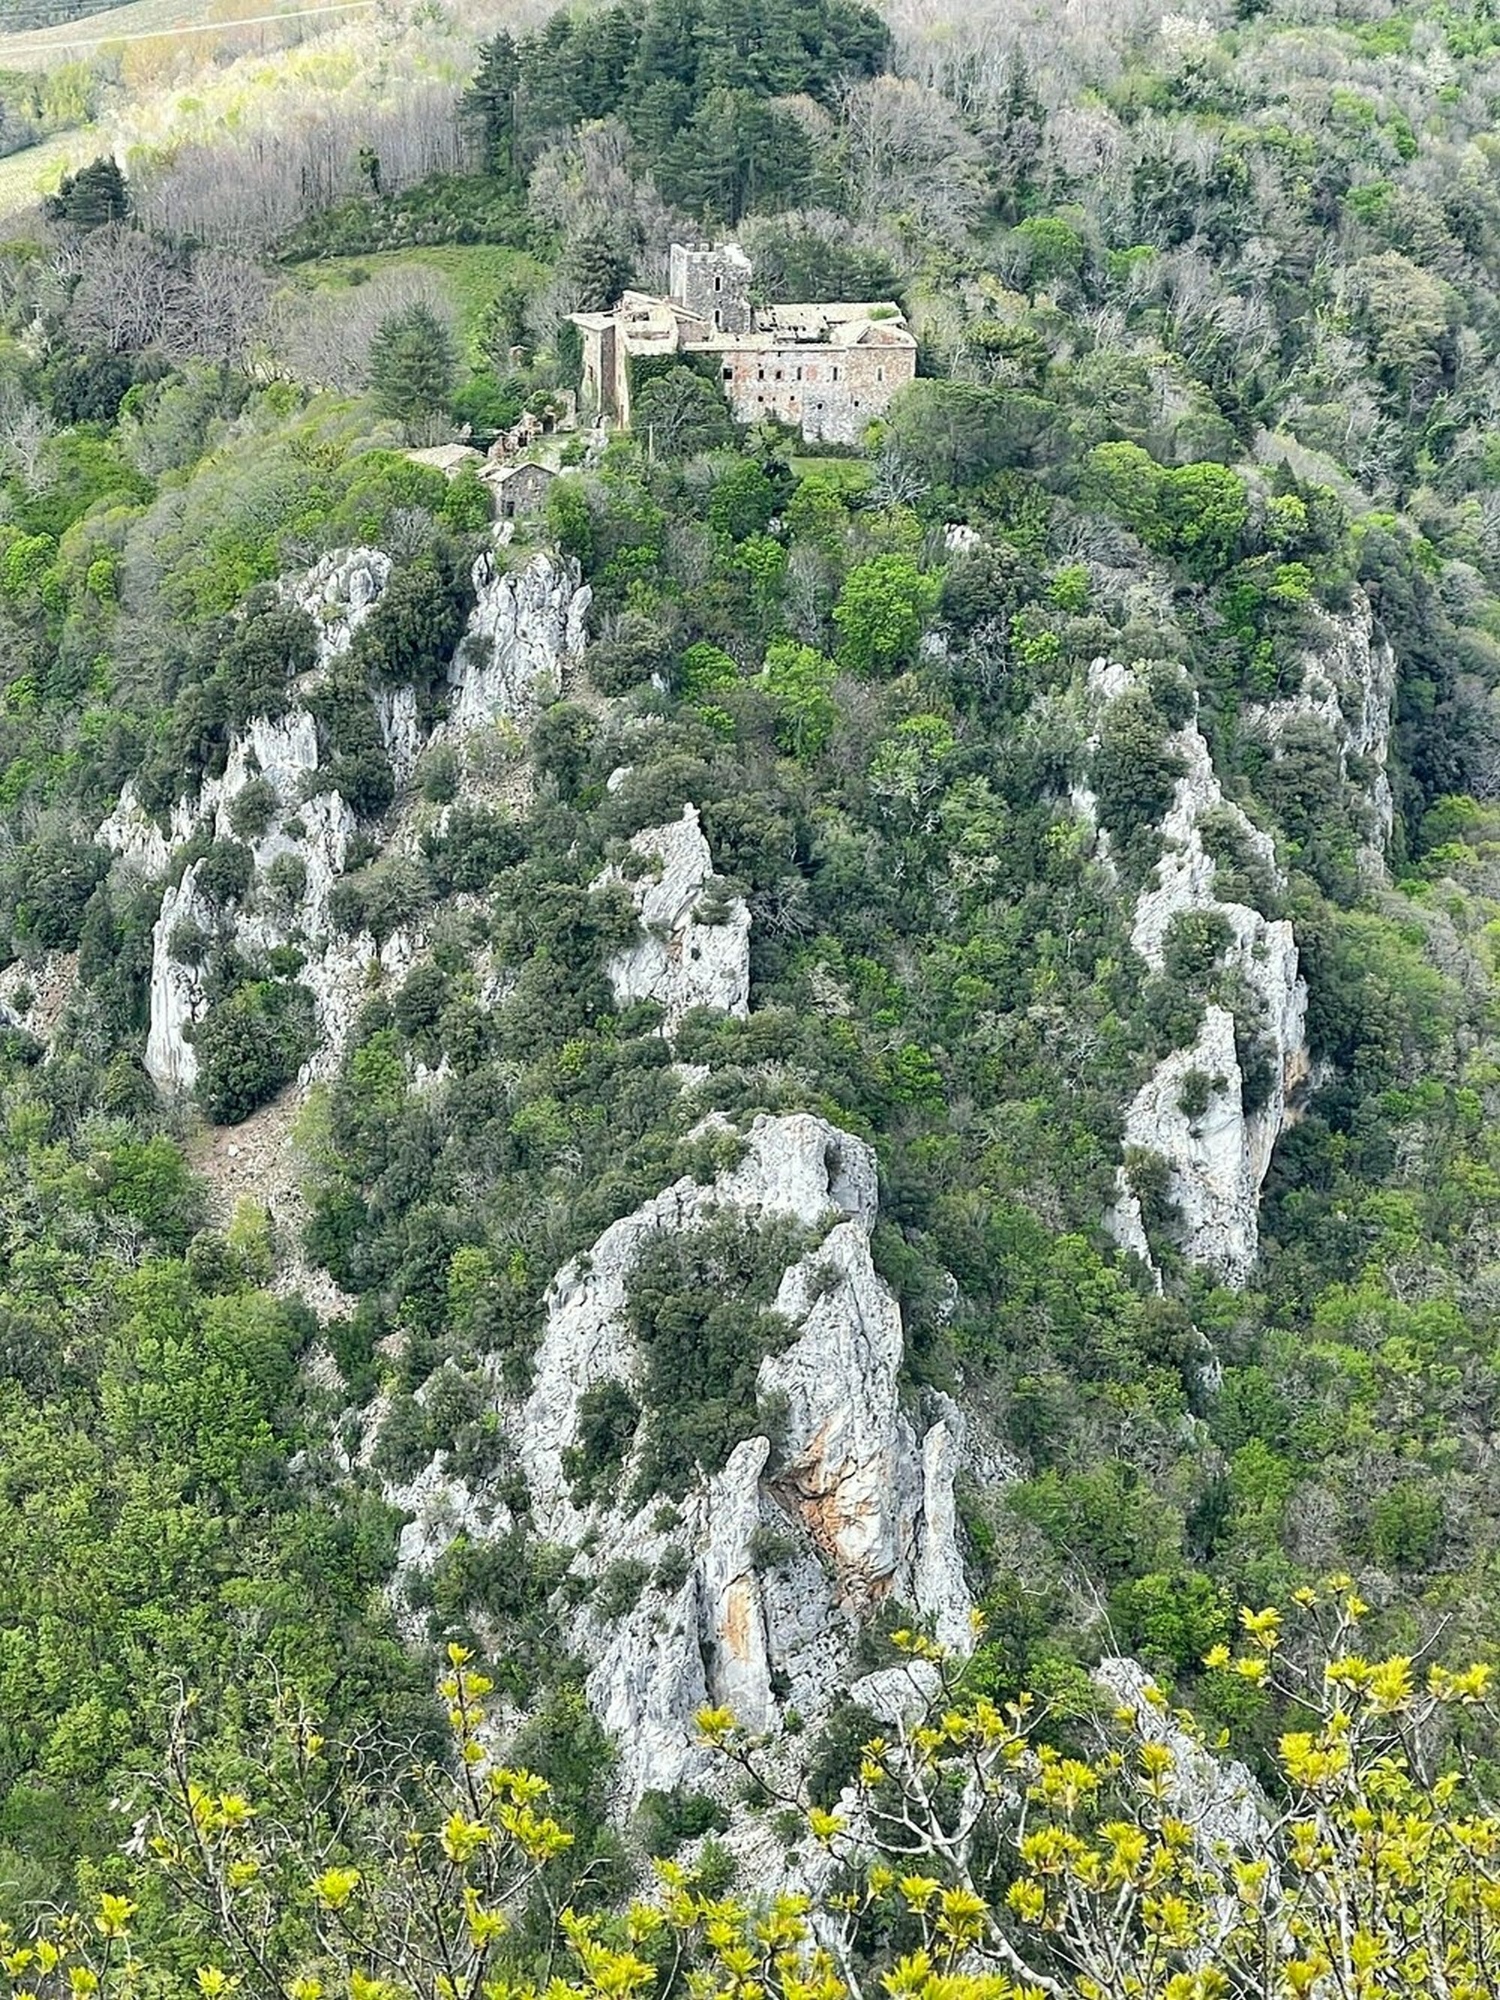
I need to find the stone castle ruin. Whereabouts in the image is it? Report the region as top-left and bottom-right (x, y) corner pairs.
(572, 242), (917, 447)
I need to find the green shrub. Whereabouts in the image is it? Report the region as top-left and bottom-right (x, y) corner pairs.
(11, 838), (109, 949)
(193, 841), (254, 911)
(1110, 1569), (1232, 1675)
(263, 853), (307, 913)
(372, 1389), (430, 1483)
(220, 604), (319, 726)
(1369, 1481), (1444, 1573)
(352, 550), (475, 694)
(634, 1787), (730, 1857)
(625, 1212), (808, 1500)
(593, 1557), (651, 1619)
(563, 1377), (642, 1507)
(1090, 688), (1186, 850)
(195, 979), (317, 1125)
(229, 777), (279, 841)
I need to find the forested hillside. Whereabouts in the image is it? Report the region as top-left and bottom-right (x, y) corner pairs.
(7, 0), (1500, 1990)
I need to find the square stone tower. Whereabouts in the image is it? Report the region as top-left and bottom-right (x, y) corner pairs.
(668, 242), (752, 335)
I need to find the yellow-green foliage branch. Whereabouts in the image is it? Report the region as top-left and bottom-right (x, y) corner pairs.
(7, 1597), (1500, 2000)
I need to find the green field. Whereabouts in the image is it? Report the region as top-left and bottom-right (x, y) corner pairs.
(0, 127), (83, 220)
(789, 455), (874, 489)
(292, 245), (545, 372)
(0, 0), (368, 67)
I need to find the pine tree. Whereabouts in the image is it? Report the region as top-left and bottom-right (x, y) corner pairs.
(564, 227), (634, 313)
(463, 32), (520, 185)
(46, 156), (129, 230)
(367, 305), (457, 427)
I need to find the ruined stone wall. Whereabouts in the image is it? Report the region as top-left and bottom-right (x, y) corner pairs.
(714, 335), (916, 445)
(582, 319), (634, 426)
(578, 322), (613, 421)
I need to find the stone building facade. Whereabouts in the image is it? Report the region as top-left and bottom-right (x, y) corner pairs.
(668, 242), (752, 334)
(572, 242), (916, 447)
(485, 461), (558, 520)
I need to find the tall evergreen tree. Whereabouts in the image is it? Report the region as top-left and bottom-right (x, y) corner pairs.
(565, 226), (635, 312)
(463, 32), (521, 185)
(45, 156), (128, 230)
(367, 305), (457, 427)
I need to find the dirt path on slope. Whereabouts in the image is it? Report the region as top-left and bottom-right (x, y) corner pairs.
(190, 1084), (356, 1321)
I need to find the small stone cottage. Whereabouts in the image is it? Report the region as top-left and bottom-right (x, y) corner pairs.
(483, 461), (558, 521)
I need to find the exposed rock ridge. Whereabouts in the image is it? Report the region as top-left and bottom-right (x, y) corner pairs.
(1086, 660), (1310, 1288)
(98, 543), (591, 1096)
(282, 545), (393, 662)
(1249, 595), (1396, 872)
(392, 1112), (972, 1803)
(0, 951), (78, 1054)
(596, 805), (751, 1034)
(443, 549), (590, 738)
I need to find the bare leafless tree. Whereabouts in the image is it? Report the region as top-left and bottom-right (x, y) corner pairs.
(838, 76), (986, 242)
(527, 115), (685, 288)
(174, 249), (274, 368)
(132, 83), (466, 253)
(66, 226), (191, 354)
(267, 266), (456, 392)
(0, 382), (55, 489)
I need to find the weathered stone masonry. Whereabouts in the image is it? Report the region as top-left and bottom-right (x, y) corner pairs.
(573, 241), (917, 447)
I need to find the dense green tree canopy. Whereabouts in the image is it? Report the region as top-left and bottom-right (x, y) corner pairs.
(8, 0), (1500, 1956)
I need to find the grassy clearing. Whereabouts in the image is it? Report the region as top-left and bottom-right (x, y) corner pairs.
(789, 456), (874, 490)
(0, 0), (360, 67)
(291, 246), (545, 371)
(0, 127), (83, 218)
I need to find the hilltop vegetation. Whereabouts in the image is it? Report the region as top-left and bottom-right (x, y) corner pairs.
(6, 0), (1500, 1991)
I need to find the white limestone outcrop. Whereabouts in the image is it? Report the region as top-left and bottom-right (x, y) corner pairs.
(102, 545), (590, 1100)
(597, 805), (751, 1034)
(1250, 596), (1396, 870)
(282, 545), (393, 662)
(98, 788), (191, 880)
(444, 549), (590, 737)
(139, 705), (360, 1091)
(398, 1112), (973, 1802)
(1112, 1007), (1264, 1284)
(1088, 661), (1310, 1286)
(145, 865), (214, 1092)
(0, 951), (78, 1054)
(1096, 1656), (1266, 1859)
(377, 687), (423, 788)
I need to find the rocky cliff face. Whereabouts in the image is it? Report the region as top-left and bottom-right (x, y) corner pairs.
(1094, 1656), (1266, 1860)
(1086, 661), (1311, 1287)
(1092, 602), (1396, 1285)
(444, 550), (588, 738)
(596, 805), (751, 1034)
(392, 1112), (970, 1804)
(0, 951), (78, 1054)
(99, 542), (592, 1097)
(1250, 595), (1396, 871)
(282, 545), (393, 660)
